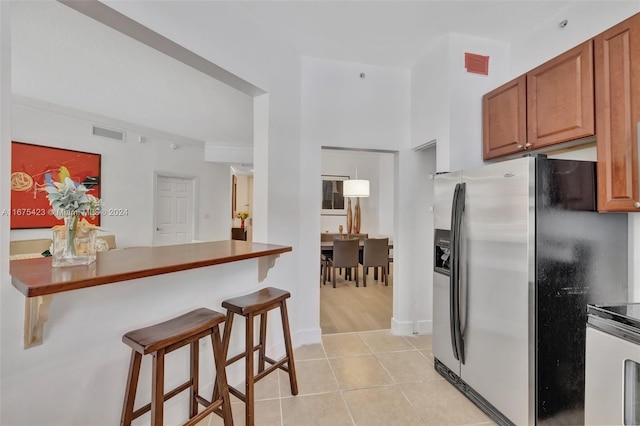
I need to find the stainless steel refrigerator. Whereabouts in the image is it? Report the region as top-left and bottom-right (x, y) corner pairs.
(432, 156), (628, 425)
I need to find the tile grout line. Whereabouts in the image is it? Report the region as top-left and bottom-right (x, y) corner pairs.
(360, 332), (436, 426)
(320, 340), (357, 425)
(277, 358), (284, 426)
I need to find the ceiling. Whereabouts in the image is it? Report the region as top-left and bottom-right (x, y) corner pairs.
(11, 0), (605, 148)
(234, 1), (574, 68)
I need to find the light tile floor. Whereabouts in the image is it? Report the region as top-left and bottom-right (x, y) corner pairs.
(206, 331), (495, 426)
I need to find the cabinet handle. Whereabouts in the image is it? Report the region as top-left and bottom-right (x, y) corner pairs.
(635, 202), (640, 209)
(525, 143), (532, 149)
(516, 144), (524, 149)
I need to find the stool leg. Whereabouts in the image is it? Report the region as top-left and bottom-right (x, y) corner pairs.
(221, 311), (234, 360)
(280, 300), (298, 395)
(120, 350), (142, 426)
(212, 326), (234, 426)
(151, 349), (165, 426)
(258, 312), (268, 373)
(212, 312), (235, 403)
(245, 313), (255, 426)
(190, 341), (199, 418)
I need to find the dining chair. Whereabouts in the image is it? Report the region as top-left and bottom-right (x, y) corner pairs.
(326, 238), (360, 288)
(320, 233), (337, 285)
(320, 253), (332, 286)
(362, 238), (389, 286)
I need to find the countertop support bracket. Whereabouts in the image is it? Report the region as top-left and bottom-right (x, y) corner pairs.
(24, 295), (53, 349)
(258, 254), (280, 282)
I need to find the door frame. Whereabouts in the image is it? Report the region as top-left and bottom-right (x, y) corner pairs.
(153, 171), (199, 246)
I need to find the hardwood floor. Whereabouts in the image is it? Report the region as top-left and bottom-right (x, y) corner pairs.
(320, 264), (393, 334)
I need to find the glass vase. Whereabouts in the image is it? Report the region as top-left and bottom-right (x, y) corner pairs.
(52, 216), (97, 267)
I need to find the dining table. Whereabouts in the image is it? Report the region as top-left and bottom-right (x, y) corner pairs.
(320, 237), (393, 281)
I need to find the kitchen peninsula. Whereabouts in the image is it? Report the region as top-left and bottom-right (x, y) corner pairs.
(10, 240), (291, 348)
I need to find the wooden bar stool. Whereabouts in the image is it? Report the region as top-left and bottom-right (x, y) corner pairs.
(219, 287), (298, 426)
(120, 308), (233, 426)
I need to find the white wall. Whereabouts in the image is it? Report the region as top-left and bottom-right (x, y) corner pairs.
(302, 57), (433, 334)
(10, 99), (232, 247)
(410, 36), (449, 160)
(411, 33), (509, 173)
(378, 153), (395, 238)
(320, 149), (394, 237)
(447, 33), (510, 171)
(302, 57), (410, 151)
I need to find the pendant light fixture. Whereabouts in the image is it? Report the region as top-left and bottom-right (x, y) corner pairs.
(343, 168), (369, 235)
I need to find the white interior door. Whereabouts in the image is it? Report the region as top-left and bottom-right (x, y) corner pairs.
(154, 175), (195, 246)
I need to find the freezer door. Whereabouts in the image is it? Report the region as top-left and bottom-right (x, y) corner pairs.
(459, 157), (534, 426)
(433, 172), (461, 231)
(433, 172), (462, 373)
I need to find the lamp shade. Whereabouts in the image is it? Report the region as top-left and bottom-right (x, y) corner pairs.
(343, 179), (370, 197)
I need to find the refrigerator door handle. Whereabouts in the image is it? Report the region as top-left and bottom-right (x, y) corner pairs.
(455, 183), (466, 364)
(449, 183), (461, 361)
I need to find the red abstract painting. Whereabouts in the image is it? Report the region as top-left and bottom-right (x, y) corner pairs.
(10, 142), (101, 229)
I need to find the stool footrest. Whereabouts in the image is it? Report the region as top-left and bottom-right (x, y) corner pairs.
(228, 385), (246, 402)
(183, 397), (224, 426)
(226, 355), (291, 403)
(226, 343), (263, 366)
(255, 357), (288, 382)
(131, 379), (193, 420)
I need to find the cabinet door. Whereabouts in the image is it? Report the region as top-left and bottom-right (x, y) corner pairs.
(595, 14), (640, 212)
(482, 75), (527, 160)
(527, 40), (595, 149)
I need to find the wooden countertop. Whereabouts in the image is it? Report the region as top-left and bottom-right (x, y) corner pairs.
(10, 240), (292, 297)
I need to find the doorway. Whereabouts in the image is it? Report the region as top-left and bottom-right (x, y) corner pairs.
(231, 168), (253, 241)
(319, 148), (395, 334)
(153, 174), (196, 246)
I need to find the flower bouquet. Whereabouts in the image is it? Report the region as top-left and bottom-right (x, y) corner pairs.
(46, 177), (102, 266)
(236, 211), (249, 228)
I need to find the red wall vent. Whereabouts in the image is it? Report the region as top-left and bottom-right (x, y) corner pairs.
(465, 53), (489, 75)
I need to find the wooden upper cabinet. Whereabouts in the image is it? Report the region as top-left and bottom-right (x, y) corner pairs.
(482, 75), (527, 160)
(483, 40), (595, 161)
(595, 13), (640, 212)
(527, 40), (595, 149)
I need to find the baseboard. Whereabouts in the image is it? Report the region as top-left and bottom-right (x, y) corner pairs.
(416, 319), (433, 335)
(293, 327), (322, 346)
(390, 317), (414, 335)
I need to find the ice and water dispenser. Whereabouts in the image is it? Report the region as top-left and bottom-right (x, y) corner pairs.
(434, 229), (451, 276)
